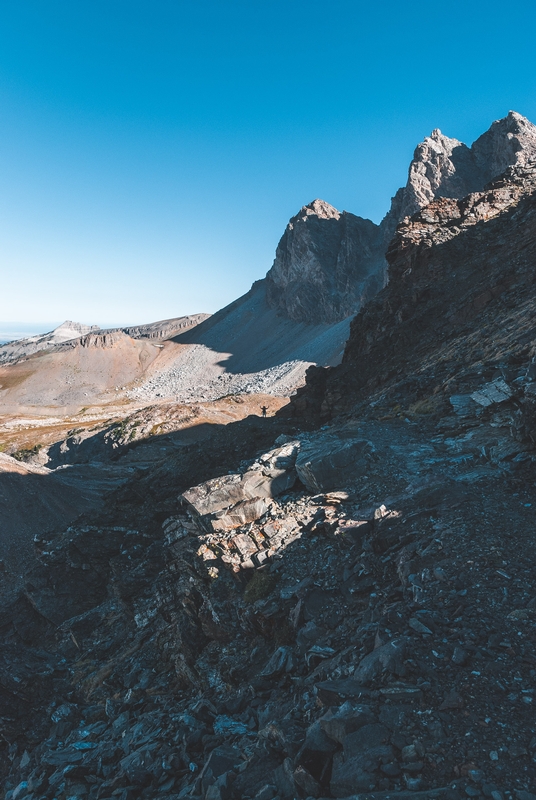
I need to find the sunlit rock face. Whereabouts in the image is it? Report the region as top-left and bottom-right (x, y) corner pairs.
(267, 113), (536, 325)
(380, 110), (536, 245)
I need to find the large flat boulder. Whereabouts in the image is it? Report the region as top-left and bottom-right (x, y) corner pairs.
(295, 434), (374, 493)
(210, 496), (274, 533)
(181, 441), (299, 532)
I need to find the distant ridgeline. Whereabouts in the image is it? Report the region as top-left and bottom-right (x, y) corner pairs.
(2, 111), (536, 405)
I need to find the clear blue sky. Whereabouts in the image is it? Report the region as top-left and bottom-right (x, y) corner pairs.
(2, 0), (536, 329)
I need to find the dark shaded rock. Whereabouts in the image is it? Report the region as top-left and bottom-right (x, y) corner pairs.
(259, 646), (294, 678)
(273, 757), (296, 800)
(199, 746), (243, 794)
(319, 704), (376, 744)
(119, 745), (157, 786)
(293, 764), (322, 798)
(330, 743), (394, 796)
(342, 723), (390, 756)
(296, 721), (339, 783)
(295, 434), (374, 493)
(315, 679), (371, 705)
(352, 639), (407, 684)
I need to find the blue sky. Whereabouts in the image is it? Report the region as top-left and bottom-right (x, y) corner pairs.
(2, 0), (536, 330)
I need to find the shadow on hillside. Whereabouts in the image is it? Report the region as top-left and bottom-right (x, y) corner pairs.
(0, 468), (99, 576)
(45, 421), (223, 470)
(1, 410), (307, 577)
(170, 281), (351, 375)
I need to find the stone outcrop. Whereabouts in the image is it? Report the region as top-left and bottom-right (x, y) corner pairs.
(380, 110), (536, 245)
(472, 110), (536, 181)
(265, 200), (384, 324)
(181, 440), (299, 532)
(267, 112), (536, 327)
(120, 314), (209, 340)
(295, 434), (374, 493)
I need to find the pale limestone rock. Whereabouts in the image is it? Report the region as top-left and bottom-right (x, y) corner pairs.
(382, 110), (536, 243)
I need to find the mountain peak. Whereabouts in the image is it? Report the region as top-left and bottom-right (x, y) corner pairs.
(394, 129), (470, 220)
(54, 320), (100, 334)
(471, 109), (536, 179)
(382, 110), (536, 237)
(300, 198), (341, 220)
(507, 109), (528, 121)
(265, 198), (383, 324)
(51, 321), (100, 341)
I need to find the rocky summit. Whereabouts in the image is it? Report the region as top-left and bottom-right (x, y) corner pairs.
(266, 111), (536, 326)
(3, 112), (536, 800)
(265, 200), (384, 325)
(387, 111), (536, 225)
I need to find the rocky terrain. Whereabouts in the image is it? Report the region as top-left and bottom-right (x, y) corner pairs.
(3, 111), (536, 800)
(3, 112), (536, 415)
(266, 110), (536, 327)
(134, 281), (354, 404)
(0, 316), (208, 413)
(0, 322), (101, 365)
(0, 452), (114, 576)
(297, 161), (536, 425)
(0, 318), (210, 367)
(0, 395), (289, 569)
(0, 297), (349, 412)
(2, 378), (536, 798)
(379, 110), (536, 247)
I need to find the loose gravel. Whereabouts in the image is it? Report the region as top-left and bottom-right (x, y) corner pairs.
(127, 344), (311, 402)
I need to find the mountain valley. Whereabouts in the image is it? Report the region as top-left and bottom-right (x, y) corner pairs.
(2, 112), (536, 799)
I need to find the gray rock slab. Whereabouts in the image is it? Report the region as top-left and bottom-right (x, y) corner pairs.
(296, 435), (374, 493)
(330, 744), (394, 796)
(352, 638), (407, 685)
(319, 703), (376, 744)
(181, 448), (297, 531)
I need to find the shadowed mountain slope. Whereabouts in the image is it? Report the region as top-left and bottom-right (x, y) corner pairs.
(293, 161), (536, 420)
(5, 116), (536, 799)
(3, 113), (536, 410)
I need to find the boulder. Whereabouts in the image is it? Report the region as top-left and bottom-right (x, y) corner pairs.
(319, 702), (376, 744)
(181, 443), (298, 531)
(330, 744), (394, 796)
(471, 378), (514, 407)
(293, 765), (322, 798)
(211, 497), (274, 533)
(199, 745), (243, 795)
(352, 638), (407, 685)
(342, 722), (390, 756)
(296, 720), (339, 783)
(295, 435), (374, 493)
